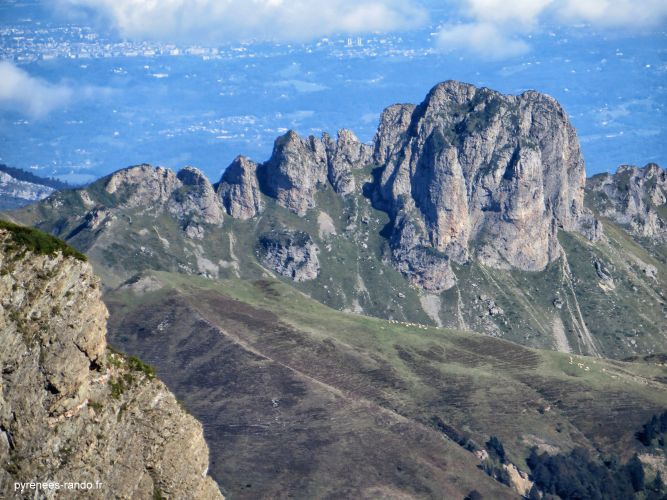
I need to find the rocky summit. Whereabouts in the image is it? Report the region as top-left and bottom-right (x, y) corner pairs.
(0, 222), (222, 499)
(369, 82), (596, 290)
(7, 81), (667, 359)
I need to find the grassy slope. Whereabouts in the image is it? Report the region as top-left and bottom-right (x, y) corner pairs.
(105, 272), (667, 498)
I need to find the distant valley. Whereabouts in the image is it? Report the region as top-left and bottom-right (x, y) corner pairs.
(0, 164), (69, 210)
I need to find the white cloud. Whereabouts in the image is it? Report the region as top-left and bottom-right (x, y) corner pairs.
(0, 61), (72, 118)
(437, 22), (530, 60)
(464, 0), (554, 27)
(436, 0), (667, 59)
(57, 0), (428, 42)
(556, 0), (667, 27)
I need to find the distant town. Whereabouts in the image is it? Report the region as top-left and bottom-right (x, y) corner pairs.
(0, 22), (434, 63)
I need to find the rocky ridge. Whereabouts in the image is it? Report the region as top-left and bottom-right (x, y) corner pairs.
(95, 127), (370, 233)
(587, 163), (667, 241)
(257, 129), (372, 215)
(217, 156), (263, 220)
(85, 81), (598, 290)
(223, 81), (599, 290)
(0, 225), (222, 499)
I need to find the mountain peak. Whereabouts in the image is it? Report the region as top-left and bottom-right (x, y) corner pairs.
(217, 155), (263, 220)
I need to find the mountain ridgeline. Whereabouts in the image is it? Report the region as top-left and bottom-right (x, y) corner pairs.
(9, 81), (667, 359)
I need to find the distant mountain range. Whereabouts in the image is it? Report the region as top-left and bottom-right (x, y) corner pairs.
(3, 81), (666, 498)
(0, 164), (69, 210)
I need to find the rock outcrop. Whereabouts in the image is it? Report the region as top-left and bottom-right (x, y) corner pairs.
(217, 156), (263, 220)
(168, 166), (224, 225)
(323, 129), (372, 195)
(0, 224), (222, 499)
(94, 164), (232, 238)
(104, 164), (181, 209)
(369, 81), (590, 290)
(258, 131), (329, 216)
(257, 129), (370, 215)
(587, 163), (666, 241)
(257, 229), (320, 281)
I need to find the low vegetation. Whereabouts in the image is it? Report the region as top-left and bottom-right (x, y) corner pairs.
(104, 272), (667, 498)
(127, 355), (156, 379)
(0, 219), (87, 261)
(637, 410), (667, 447)
(526, 447), (658, 500)
(106, 349), (157, 399)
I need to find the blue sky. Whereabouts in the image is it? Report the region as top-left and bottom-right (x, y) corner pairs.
(0, 0), (665, 182)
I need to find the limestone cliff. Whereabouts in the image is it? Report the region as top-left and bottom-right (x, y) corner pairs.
(0, 223), (222, 499)
(587, 163), (666, 241)
(257, 129), (371, 215)
(370, 81), (591, 290)
(104, 164), (181, 209)
(323, 129), (372, 196)
(225, 82), (595, 290)
(168, 166), (224, 226)
(258, 131), (329, 216)
(256, 229), (320, 282)
(102, 164), (224, 238)
(217, 156), (263, 220)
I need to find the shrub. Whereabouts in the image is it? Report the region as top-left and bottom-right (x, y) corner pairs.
(526, 447), (641, 500)
(486, 436), (506, 464)
(127, 355), (156, 379)
(636, 410), (667, 447)
(626, 454), (644, 492)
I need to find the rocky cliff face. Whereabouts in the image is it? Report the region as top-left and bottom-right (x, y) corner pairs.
(257, 129), (371, 215)
(217, 156), (263, 220)
(40, 82), (595, 291)
(95, 163), (227, 239)
(259, 130), (328, 216)
(587, 163), (666, 241)
(323, 129), (372, 195)
(169, 167), (225, 226)
(257, 229), (320, 281)
(104, 164), (181, 209)
(0, 225), (222, 499)
(369, 81), (590, 290)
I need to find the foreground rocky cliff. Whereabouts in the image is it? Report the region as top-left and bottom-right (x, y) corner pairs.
(0, 222), (222, 499)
